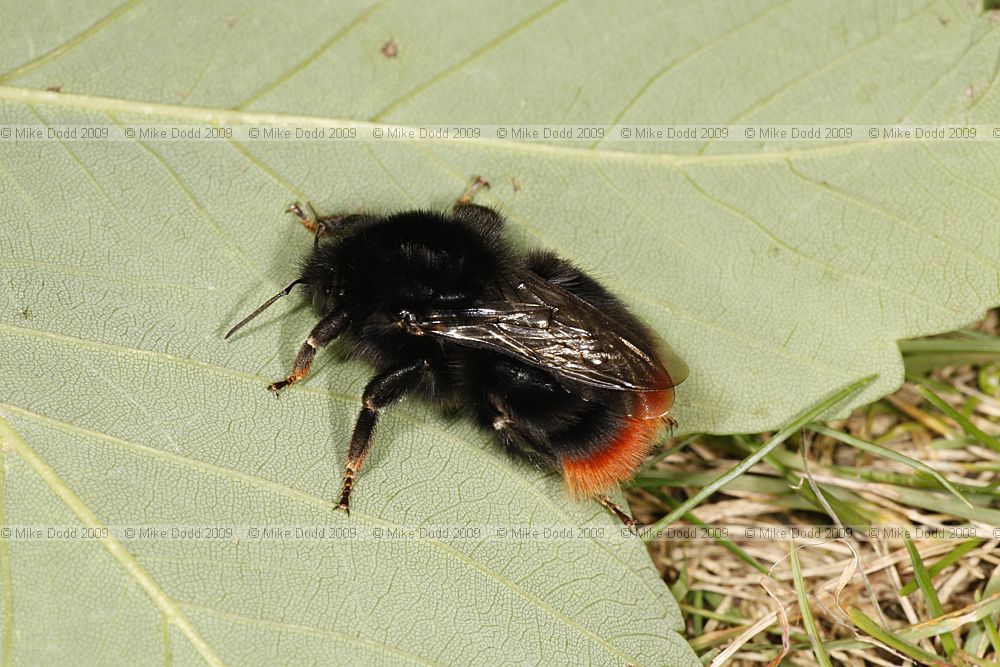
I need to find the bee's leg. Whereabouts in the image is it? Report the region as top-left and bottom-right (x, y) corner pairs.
(286, 201), (322, 234)
(338, 360), (428, 514)
(495, 428), (557, 470)
(596, 495), (637, 532)
(286, 201), (364, 247)
(487, 395), (556, 470)
(268, 310), (349, 395)
(455, 175), (490, 207)
(453, 176), (508, 235)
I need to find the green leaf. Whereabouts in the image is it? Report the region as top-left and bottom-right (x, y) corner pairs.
(2, 1), (1000, 664)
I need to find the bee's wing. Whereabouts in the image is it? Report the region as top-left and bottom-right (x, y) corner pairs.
(407, 269), (685, 417)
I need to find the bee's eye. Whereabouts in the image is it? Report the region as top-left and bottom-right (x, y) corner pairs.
(312, 288), (329, 315)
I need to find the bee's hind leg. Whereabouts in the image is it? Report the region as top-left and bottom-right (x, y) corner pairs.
(597, 495), (637, 532)
(452, 176), (508, 236)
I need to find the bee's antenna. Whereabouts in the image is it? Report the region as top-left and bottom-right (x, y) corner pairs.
(225, 279), (306, 339)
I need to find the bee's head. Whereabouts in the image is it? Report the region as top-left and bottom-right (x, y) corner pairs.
(225, 205), (365, 340)
(310, 282), (344, 317)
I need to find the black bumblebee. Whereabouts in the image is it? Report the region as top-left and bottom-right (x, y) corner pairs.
(226, 178), (686, 525)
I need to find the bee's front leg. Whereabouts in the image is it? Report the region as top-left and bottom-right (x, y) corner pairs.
(268, 310), (348, 395)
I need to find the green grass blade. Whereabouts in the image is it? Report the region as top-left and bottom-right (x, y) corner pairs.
(636, 435), (696, 474)
(808, 423), (972, 508)
(642, 375), (876, 539)
(677, 603), (746, 626)
(670, 559), (689, 602)
(645, 489), (770, 575)
(899, 337), (1000, 355)
(984, 573), (1000, 660)
(731, 434), (873, 527)
(917, 384), (1000, 453)
(898, 539), (984, 596)
(691, 589), (704, 636)
(903, 534), (957, 656)
(789, 541), (832, 667)
(847, 607), (946, 665)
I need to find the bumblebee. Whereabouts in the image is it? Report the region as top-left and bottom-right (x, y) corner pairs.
(227, 178), (686, 525)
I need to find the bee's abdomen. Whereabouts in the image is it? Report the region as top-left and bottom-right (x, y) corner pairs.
(559, 388), (673, 496)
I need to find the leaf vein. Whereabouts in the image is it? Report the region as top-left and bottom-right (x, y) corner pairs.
(0, 403), (644, 665)
(679, 165), (965, 313)
(0, 416), (227, 667)
(784, 157), (997, 272)
(369, 0), (570, 121)
(115, 124), (262, 280)
(0, 257), (215, 292)
(0, 321), (671, 606)
(594, 0), (791, 148)
(236, 2), (385, 110)
(700, 0), (936, 152)
(0, 84), (923, 164)
(0, 441), (13, 667)
(0, 0), (142, 84)
(176, 601), (444, 666)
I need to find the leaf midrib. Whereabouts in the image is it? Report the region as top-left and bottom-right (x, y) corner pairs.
(0, 416), (226, 667)
(0, 85), (892, 166)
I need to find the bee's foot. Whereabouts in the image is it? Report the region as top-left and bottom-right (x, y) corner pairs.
(456, 176), (490, 206)
(597, 494), (636, 532)
(287, 201), (320, 233)
(267, 380), (292, 396)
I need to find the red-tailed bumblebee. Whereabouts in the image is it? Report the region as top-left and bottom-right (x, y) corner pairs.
(226, 178), (686, 526)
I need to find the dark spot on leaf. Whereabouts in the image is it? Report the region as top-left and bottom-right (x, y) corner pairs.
(381, 40), (398, 58)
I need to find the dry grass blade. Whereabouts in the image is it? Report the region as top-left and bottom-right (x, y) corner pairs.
(630, 312), (1000, 665)
(897, 591), (1000, 642)
(759, 576), (791, 667)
